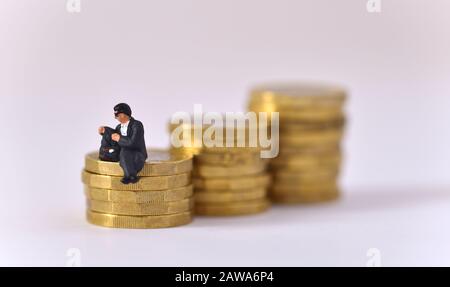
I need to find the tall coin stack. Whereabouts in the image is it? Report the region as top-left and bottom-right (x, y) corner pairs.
(248, 83), (346, 203)
(82, 149), (194, 228)
(169, 122), (271, 216)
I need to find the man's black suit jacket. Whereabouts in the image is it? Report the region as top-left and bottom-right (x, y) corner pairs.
(115, 117), (148, 159)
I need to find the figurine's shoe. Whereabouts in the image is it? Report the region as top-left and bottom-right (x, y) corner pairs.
(129, 176), (140, 184)
(120, 177), (131, 184)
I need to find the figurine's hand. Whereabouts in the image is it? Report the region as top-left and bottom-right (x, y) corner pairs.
(98, 126), (105, 134)
(111, 133), (121, 142)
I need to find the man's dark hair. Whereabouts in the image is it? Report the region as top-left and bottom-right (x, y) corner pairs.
(114, 103), (132, 118)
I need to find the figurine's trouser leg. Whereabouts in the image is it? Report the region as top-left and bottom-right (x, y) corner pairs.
(119, 150), (146, 178)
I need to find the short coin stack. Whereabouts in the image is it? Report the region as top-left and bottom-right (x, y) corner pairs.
(82, 149), (194, 228)
(169, 123), (271, 216)
(248, 83), (346, 203)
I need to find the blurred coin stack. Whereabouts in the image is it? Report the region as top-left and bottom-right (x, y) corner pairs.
(169, 122), (271, 216)
(248, 83), (346, 203)
(81, 149), (194, 228)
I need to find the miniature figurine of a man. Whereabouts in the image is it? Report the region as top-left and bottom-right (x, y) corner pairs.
(98, 103), (147, 184)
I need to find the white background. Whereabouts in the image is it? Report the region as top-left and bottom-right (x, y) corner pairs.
(1, 0), (450, 266)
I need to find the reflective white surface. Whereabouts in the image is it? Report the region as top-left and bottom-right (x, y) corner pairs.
(1, 187), (450, 266)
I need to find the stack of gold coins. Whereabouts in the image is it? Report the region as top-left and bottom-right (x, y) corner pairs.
(168, 123), (271, 216)
(248, 83), (346, 204)
(81, 149), (194, 228)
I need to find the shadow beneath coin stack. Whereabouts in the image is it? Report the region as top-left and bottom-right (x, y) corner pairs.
(190, 186), (450, 228)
